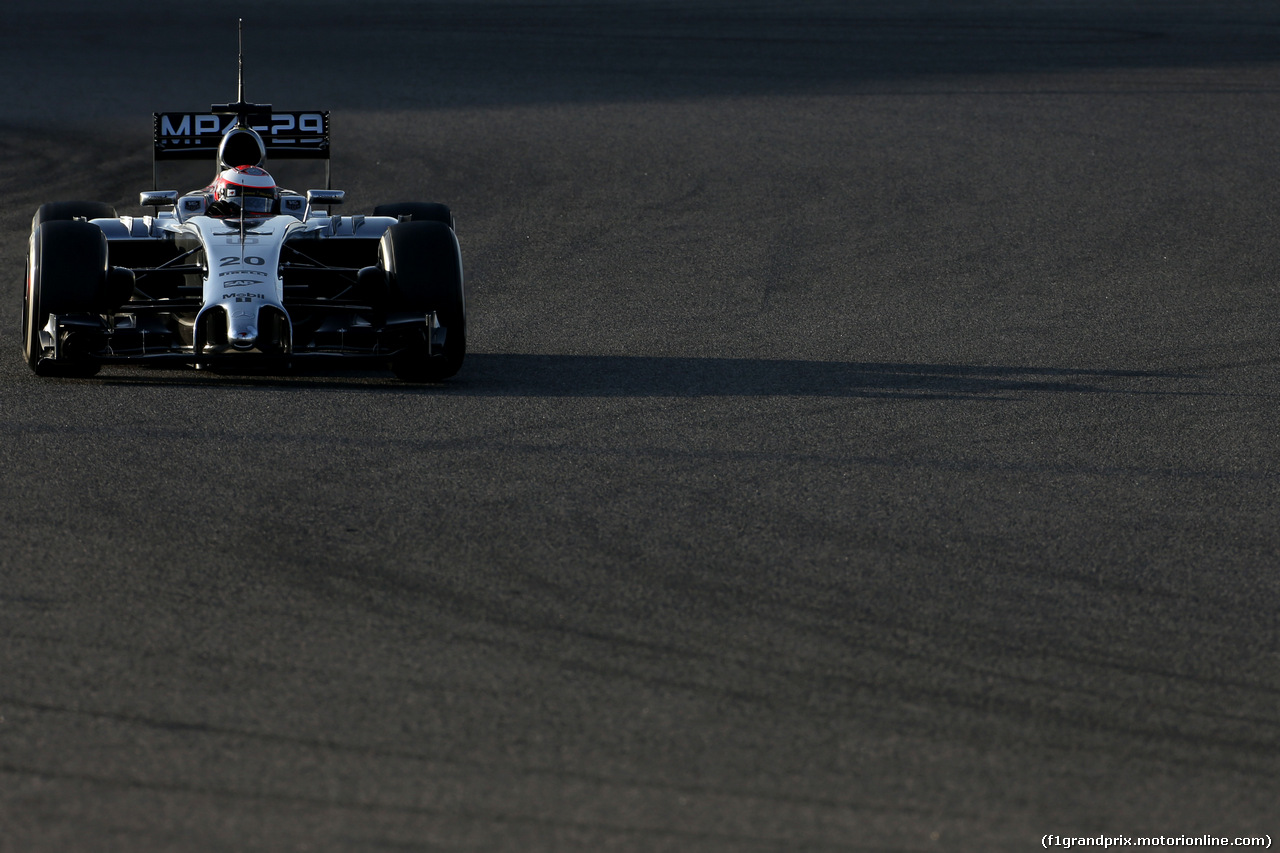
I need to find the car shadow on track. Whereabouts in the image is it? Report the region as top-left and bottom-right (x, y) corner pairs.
(456, 354), (1195, 399)
(85, 354), (1196, 398)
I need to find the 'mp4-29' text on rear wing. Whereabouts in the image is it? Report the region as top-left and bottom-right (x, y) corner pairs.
(154, 111), (329, 159)
(152, 110), (330, 186)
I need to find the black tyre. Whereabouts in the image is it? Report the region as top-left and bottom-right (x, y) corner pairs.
(31, 201), (117, 232)
(373, 202), (453, 229)
(380, 221), (466, 381)
(24, 220), (109, 376)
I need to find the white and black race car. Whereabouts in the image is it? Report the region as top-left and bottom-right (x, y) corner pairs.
(22, 81), (465, 381)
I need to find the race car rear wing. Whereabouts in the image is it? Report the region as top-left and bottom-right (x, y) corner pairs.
(152, 110), (331, 188)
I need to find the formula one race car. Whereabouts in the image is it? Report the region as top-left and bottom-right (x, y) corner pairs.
(22, 48), (465, 381)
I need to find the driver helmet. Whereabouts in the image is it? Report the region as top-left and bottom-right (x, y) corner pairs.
(213, 165), (278, 215)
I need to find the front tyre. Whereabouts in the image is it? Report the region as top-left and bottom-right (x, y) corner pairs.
(24, 220), (109, 376)
(380, 221), (466, 382)
(31, 201), (117, 232)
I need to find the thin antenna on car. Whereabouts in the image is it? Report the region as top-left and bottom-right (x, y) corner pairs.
(211, 18), (272, 123)
(237, 18), (245, 107)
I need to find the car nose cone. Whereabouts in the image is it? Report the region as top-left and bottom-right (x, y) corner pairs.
(231, 325), (258, 349)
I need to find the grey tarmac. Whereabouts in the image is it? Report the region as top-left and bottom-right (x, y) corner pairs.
(1, 1), (1277, 850)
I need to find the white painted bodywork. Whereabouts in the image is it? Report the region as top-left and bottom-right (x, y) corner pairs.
(183, 214), (297, 348)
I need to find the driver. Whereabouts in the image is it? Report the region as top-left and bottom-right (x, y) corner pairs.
(206, 164), (279, 217)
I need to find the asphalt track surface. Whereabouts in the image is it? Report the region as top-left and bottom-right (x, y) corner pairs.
(3, 1), (1279, 850)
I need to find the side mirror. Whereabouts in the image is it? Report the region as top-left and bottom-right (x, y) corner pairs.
(140, 190), (179, 209)
(305, 189), (345, 206)
(304, 189), (345, 219)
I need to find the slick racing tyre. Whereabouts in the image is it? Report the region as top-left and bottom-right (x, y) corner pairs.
(24, 220), (109, 377)
(31, 201), (117, 232)
(373, 202), (454, 229)
(380, 221), (466, 381)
